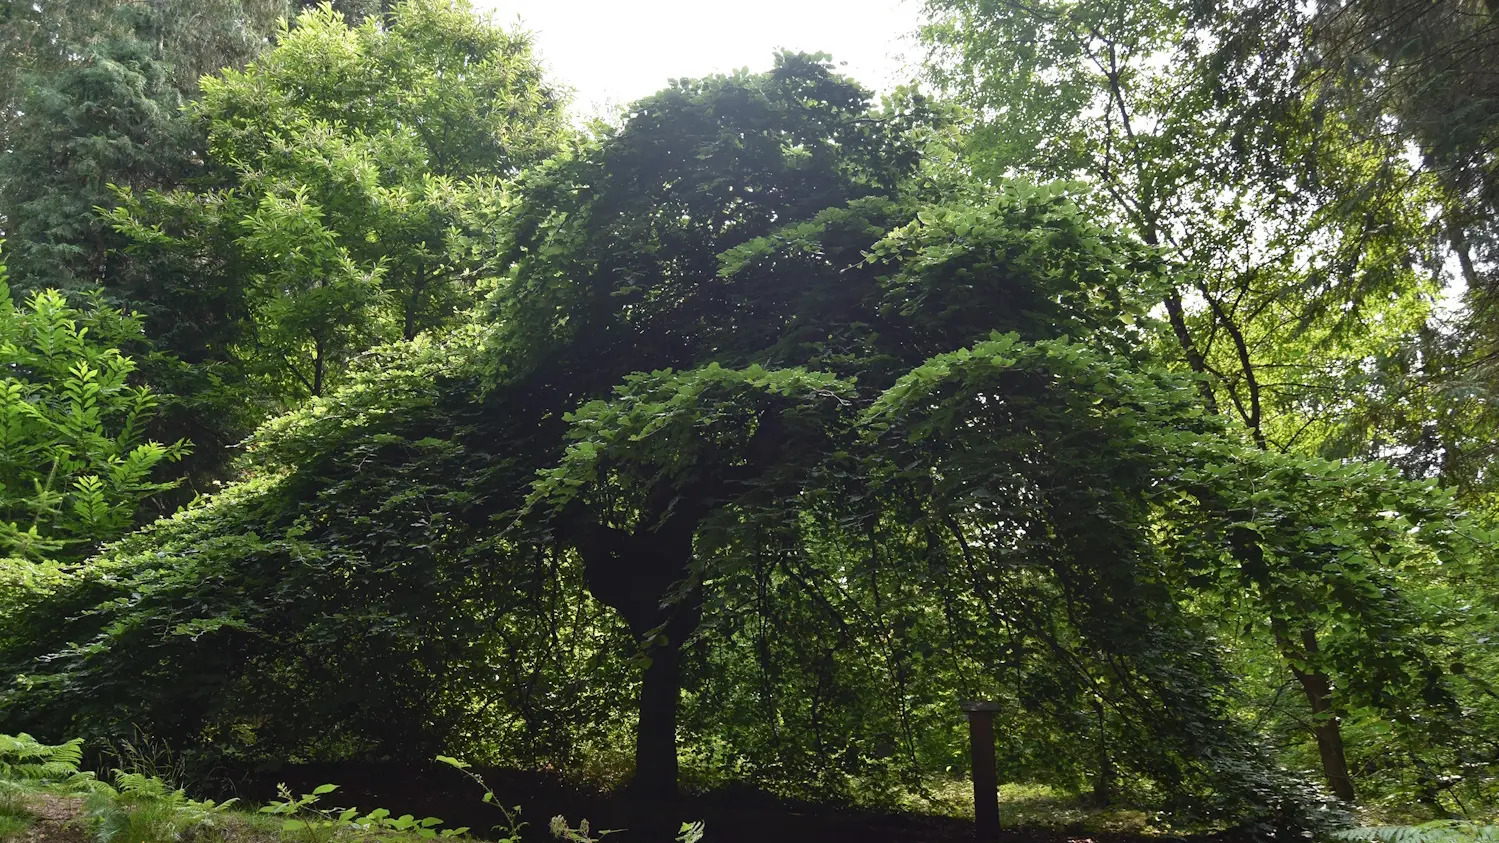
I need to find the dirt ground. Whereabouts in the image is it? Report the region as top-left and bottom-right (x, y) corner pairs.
(12, 795), (86, 843)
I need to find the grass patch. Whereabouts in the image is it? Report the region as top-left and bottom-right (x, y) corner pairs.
(902, 779), (1158, 834)
(0, 814), (33, 841)
(993, 783), (1153, 833)
(0, 782), (36, 840)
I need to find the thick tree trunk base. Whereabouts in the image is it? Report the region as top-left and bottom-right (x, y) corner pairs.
(632, 642), (683, 801)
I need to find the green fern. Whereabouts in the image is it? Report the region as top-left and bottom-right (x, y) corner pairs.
(1334, 821), (1499, 843)
(0, 732), (83, 782)
(85, 771), (234, 843)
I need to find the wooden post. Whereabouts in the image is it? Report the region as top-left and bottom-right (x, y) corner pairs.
(961, 701), (1002, 842)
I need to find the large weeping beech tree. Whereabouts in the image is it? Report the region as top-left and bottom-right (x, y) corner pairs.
(0, 52), (1483, 835)
(478, 56), (1160, 797)
(475, 52), (947, 799)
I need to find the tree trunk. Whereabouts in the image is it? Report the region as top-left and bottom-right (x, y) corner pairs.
(1235, 528), (1357, 804)
(572, 510), (704, 801)
(1294, 667), (1356, 801)
(1090, 696), (1114, 807)
(634, 639), (683, 801)
(1448, 218), (1482, 293)
(566, 430), (786, 800)
(1287, 628), (1356, 802)
(1274, 625), (1355, 801)
(312, 338), (325, 397)
(404, 264), (425, 341)
(404, 299), (419, 341)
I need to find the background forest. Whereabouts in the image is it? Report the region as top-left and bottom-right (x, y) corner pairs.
(0, 0), (1497, 840)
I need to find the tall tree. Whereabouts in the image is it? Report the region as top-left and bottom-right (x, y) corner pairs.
(0, 0), (287, 290)
(0, 0), (290, 492)
(0, 36), (196, 294)
(918, 0), (1458, 801)
(110, 0), (567, 403)
(483, 53), (944, 797)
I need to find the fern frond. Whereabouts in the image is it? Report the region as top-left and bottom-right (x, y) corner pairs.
(1334, 822), (1499, 843)
(0, 733), (83, 781)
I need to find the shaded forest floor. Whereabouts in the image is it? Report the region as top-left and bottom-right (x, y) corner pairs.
(219, 762), (1225, 843)
(2, 761), (1261, 843)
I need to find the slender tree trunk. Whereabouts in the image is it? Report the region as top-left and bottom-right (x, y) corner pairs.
(1234, 528), (1357, 803)
(1278, 626), (1356, 801)
(1448, 218), (1482, 293)
(312, 337), (325, 397)
(1163, 289), (1220, 413)
(1140, 209), (1220, 415)
(1293, 665), (1356, 801)
(1090, 696), (1114, 807)
(1119, 78), (1353, 798)
(404, 264), (425, 341)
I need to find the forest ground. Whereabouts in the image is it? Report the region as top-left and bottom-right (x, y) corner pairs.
(2, 779), (1209, 843)
(211, 762), (1218, 843)
(7, 794), (86, 843)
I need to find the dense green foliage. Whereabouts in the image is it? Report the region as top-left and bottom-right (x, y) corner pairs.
(1, 0), (314, 488)
(0, 257), (187, 561)
(109, 0), (567, 405)
(919, 0), (1499, 815)
(0, 0), (1495, 837)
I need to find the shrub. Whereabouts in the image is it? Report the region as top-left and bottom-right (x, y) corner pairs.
(0, 254), (189, 562)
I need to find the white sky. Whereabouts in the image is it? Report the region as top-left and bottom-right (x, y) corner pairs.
(476, 0), (924, 117)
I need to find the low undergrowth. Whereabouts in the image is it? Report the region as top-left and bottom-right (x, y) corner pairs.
(0, 734), (704, 843)
(1334, 823), (1499, 843)
(0, 780), (33, 840)
(6, 731), (1495, 843)
(85, 771), (237, 843)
